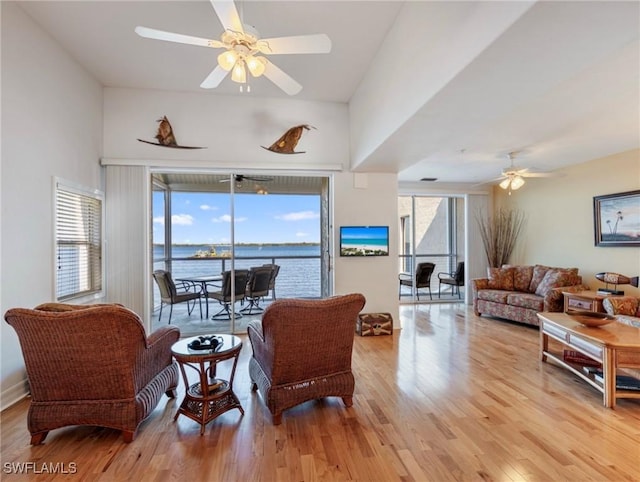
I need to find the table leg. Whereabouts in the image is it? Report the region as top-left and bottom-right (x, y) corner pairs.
(603, 348), (616, 408)
(540, 327), (548, 362)
(200, 282), (209, 319)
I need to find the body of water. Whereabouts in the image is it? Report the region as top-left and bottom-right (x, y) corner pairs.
(153, 244), (322, 299)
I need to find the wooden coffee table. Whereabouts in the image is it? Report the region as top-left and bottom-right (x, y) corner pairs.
(538, 312), (640, 408)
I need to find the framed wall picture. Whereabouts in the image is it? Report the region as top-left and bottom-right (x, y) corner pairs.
(593, 190), (640, 247)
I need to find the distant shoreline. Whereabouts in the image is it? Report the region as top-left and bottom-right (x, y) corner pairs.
(153, 242), (320, 247)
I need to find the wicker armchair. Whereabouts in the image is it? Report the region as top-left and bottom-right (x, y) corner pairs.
(247, 293), (366, 425)
(4, 303), (180, 444)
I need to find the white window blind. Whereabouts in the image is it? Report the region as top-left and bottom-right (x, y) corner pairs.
(55, 181), (103, 300)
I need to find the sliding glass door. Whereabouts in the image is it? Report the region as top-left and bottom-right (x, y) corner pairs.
(398, 195), (465, 302)
(151, 173), (329, 334)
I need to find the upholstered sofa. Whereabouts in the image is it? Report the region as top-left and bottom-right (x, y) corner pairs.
(473, 265), (587, 327)
(603, 296), (640, 328)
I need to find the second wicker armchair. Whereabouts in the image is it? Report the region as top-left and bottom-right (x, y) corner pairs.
(247, 293), (366, 424)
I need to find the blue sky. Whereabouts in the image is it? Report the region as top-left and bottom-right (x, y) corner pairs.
(153, 192), (321, 244)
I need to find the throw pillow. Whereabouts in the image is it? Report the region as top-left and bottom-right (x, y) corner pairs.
(603, 297), (639, 316)
(535, 269), (579, 297)
(34, 302), (122, 312)
(487, 267), (515, 290)
(506, 265), (534, 292)
(528, 265), (550, 293)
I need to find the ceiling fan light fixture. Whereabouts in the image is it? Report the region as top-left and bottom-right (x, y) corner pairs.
(217, 50), (238, 71)
(499, 178), (511, 190)
(511, 175), (525, 190)
(231, 60), (247, 83)
(246, 55), (266, 77)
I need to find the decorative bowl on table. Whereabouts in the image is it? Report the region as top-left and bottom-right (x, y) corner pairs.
(568, 310), (615, 327)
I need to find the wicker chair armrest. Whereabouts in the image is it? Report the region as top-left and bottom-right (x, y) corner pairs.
(135, 326), (180, 391)
(247, 320), (273, 377)
(146, 325), (180, 347)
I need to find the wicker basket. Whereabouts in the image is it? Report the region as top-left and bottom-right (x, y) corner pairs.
(356, 312), (393, 336)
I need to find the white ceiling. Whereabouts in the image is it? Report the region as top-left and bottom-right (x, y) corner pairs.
(17, 0), (640, 186)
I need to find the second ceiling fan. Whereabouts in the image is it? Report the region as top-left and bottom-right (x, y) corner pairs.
(490, 152), (555, 192)
(135, 0), (331, 95)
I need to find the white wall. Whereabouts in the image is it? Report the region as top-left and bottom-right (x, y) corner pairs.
(332, 173), (398, 316)
(103, 88), (348, 168)
(495, 149), (640, 298)
(102, 88), (400, 322)
(348, 1), (533, 169)
(1, 3), (104, 408)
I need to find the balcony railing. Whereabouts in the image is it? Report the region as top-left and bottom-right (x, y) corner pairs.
(153, 255), (322, 304)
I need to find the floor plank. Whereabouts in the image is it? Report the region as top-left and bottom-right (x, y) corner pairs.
(2, 304), (640, 481)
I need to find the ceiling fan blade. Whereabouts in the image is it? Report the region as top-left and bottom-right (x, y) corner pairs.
(210, 0), (244, 34)
(472, 176), (504, 188)
(135, 26), (223, 48)
(200, 66), (229, 89)
(256, 34), (332, 55)
(245, 176), (273, 182)
(262, 61), (302, 96)
(521, 172), (555, 178)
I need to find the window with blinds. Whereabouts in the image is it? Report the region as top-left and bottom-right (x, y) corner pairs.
(55, 181), (104, 301)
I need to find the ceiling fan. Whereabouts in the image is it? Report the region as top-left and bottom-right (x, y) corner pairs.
(220, 174), (273, 194)
(135, 0), (331, 95)
(490, 152), (554, 192)
(219, 174), (273, 183)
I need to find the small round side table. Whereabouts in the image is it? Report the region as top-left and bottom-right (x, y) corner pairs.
(171, 334), (244, 434)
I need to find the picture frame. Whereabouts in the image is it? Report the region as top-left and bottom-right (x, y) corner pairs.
(593, 190), (640, 247)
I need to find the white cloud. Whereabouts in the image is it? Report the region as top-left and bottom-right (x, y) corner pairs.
(276, 211), (319, 221)
(153, 216), (165, 225)
(296, 232), (309, 237)
(212, 214), (247, 223)
(200, 204), (218, 211)
(172, 214), (194, 225)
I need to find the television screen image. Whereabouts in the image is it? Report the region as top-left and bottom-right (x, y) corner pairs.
(340, 226), (389, 257)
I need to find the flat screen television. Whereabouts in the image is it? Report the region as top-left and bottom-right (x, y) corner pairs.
(339, 226), (389, 257)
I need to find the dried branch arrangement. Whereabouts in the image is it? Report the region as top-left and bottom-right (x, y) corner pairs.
(476, 208), (526, 268)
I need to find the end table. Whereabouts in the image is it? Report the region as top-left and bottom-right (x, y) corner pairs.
(171, 334), (244, 434)
(562, 290), (609, 314)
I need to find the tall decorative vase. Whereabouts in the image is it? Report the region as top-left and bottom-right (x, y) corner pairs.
(476, 208), (526, 268)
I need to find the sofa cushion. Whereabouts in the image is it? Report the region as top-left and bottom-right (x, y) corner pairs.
(477, 289), (511, 303)
(603, 297), (640, 317)
(512, 265), (534, 292)
(534, 268), (580, 297)
(528, 265), (551, 293)
(615, 316), (640, 328)
(506, 292), (545, 311)
(487, 267), (515, 290)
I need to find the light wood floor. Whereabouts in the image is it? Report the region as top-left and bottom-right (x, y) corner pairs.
(2, 304), (640, 481)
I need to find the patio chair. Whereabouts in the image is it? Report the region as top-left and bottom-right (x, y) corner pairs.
(241, 266), (273, 314)
(4, 303), (180, 444)
(247, 293), (366, 425)
(153, 270), (202, 324)
(438, 261), (465, 299)
(262, 263), (281, 300)
(398, 262), (435, 300)
(207, 269), (249, 320)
